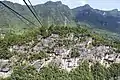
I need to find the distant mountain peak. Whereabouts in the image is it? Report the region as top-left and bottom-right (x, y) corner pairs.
(45, 1), (62, 5)
(82, 4), (92, 9)
(111, 9), (118, 12)
(84, 4), (90, 7)
(56, 1), (62, 4)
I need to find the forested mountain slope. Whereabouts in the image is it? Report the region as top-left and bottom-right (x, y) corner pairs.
(72, 4), (120, 33)
(0, 1), (75, 34)
(0, 1), (120, 79)
(1, 1), (120, 34)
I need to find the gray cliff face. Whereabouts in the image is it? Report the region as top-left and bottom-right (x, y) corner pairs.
(7, 33), (120, 73)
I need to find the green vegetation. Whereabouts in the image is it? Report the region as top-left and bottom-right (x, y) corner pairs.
(1, 25), (120, 58)
(108, 63), (120, 80)
(1, 61), (120, 80)
(71, 48), (80, 58)
(91, 62), (110, 80)
(1, 1), (120, 80)
(1, 25), (120, 80)
(70, 61), (93, 80)
(29, 51), (48, 61)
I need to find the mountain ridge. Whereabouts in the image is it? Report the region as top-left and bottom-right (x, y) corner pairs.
(1, 1), (120, 79)
(0, 1), (120, 34)
(72, 4), (120, 33)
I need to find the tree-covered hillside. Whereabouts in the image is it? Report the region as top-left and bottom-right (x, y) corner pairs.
(72, 4), (120, 34)
(0, 25), (120, 80)
(0, 1), (120, 80)
(1, 1), (120, 35)
(0, 1), (75, 34)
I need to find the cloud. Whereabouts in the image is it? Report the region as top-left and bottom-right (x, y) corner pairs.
(18, 0), (24, 4)
(80, 0), (87, 5)
(61, 0), (88, 8)
(2, 0), (24, 4)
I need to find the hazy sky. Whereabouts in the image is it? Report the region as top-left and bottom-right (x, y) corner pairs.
(1, 0), (120, 10)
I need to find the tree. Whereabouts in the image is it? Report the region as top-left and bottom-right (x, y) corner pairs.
(108, 63), (120, 80)
(91, 62), (110, 80)
(70, 61), (93, 80)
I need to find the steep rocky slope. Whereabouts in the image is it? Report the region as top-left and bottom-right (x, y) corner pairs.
(0, 26), (120, 79)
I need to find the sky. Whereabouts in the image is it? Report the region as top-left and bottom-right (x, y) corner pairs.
(1, 0), (120, 10)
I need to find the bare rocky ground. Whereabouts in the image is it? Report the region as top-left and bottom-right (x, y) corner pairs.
(1, 33), (120, 78)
